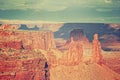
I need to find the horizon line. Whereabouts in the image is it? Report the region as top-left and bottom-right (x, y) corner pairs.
(0, 19), (120, 24)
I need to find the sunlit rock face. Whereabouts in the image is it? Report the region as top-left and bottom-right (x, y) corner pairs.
(65, 29), (90, 48)
(0, 24), (119, 80)
(21, 31), (56, 50)
(0, 24), (56, 50)
(0, 24), (51, 80)
(0, 24), (19, 30)
(59, 29), (90, 51)
(70, 29), (88, 41)
(92, 34), (104, 64)
(47, 30), (119, 80)
(0, 51), (50, 80)
(51, 29), (87, 66)
(48, 29), (104, 67)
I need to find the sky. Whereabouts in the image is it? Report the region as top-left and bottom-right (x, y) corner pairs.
(0, 0), (120, 23)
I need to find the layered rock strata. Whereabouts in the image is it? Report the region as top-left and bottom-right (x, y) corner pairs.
(0, 24), (56, 50)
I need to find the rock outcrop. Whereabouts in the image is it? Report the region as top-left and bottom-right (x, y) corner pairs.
(0, 24), (52, 80)
(0, 24), (19, 30)
(92, 34), (103, 64)
(64, 29), (90, 49)
(61, 40), (83, 66)
(69, 29), (88, 41)
(0, 24), (56, 50)
(0, 51), (49, 80)
(49, 29), (104, 67)
(1, 24), (119, 80)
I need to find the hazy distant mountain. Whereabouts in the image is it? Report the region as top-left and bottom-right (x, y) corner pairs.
(19, 24), (39, 30)
(54, 23), (120, 42)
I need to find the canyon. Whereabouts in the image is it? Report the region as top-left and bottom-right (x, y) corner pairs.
(0, 24), (56, 50)
(0, 24), (120, 80)
(0, 24), (55, 80)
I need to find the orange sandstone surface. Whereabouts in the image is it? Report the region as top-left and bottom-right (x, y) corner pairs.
(0, 51), (49, 80)
(46, 29), (120, 80)
(0, 24), (56, 80)
(0, 24), (56, 50)
(0, 25), (120, 80)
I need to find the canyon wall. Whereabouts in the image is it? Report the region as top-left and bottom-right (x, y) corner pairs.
(64, 29), (90, 49)
(0, 24), (51, 80)
(48, 29), (104, 67)
(0, 24), (56, 50)
(0, 51), (49, 80)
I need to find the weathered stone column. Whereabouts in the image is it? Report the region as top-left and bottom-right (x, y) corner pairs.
(92, 34), (103, 64)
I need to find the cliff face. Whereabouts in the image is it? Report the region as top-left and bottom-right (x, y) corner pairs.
(0, 25), (56, 50)
(60, 29), (90, 50)
(53, 29), (104, 66)
(0, 24), (53, 80)
(0, 51), (49, 80)
(45, 30), (119, 80)
(20, 31), (56, 50)
(60, 42), (83, 66)
(70, 29), (87, 41)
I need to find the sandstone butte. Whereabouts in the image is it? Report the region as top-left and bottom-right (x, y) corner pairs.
(46, 29), (120, 80)
(0, 25), (120, 80)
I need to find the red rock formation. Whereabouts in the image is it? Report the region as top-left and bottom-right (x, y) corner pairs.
(66, 40), (83, 66)
(44, 29), (89, 67)
(65, 29), (89, 47)
(59, 29), (90, 50)
(47, 50), (58, 68)
(0, 24), (56, 50)
(0, 52), (49, 80)
(21, 31), (56, 50)
(47, 30), (104, 67)
(43, 31), (56, 50)
(0, 24), (19, 30)
(0, 41), (23, 50)
(59, 29), (89, 66)
(48, 29), (87, 66)
(92, 34), (103, 64)
(0, 24), (53, 80)
(70, 29), (87, 41)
